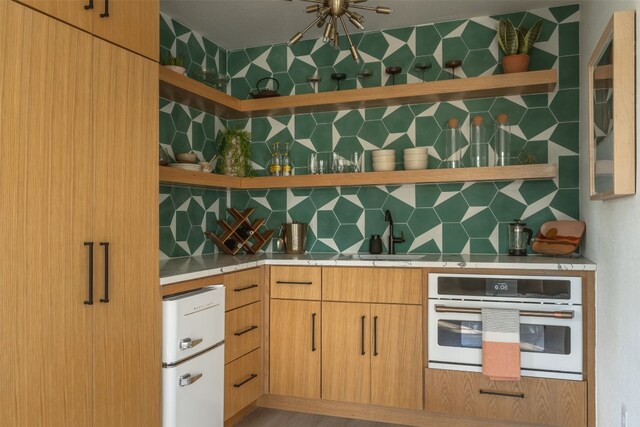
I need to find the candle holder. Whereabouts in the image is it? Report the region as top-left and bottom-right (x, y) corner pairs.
(385, 66), (402, 85)
(307, 74), (322, 92)
(414, 61), (432, 82)
(357, 68), (373, 87)
(444, 59), (462, 79)
(331, 72), (347, 91)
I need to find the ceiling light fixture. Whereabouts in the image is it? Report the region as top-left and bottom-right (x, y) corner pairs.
(286, 0), (392, 62)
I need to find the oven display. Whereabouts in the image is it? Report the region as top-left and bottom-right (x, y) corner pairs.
(486, 279), (517, 297)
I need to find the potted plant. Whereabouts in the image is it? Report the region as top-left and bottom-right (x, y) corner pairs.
(216, 127), (253, 177)
(497, 18), (543, 73)
(162, 52), (186, 75)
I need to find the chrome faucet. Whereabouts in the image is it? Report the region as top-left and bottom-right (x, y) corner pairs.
(384, 210), (405, 254)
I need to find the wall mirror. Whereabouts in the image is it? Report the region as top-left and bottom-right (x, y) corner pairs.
(588, 10), (636, 200)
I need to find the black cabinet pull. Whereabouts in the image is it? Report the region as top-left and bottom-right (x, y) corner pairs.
(83, 0), (93, 10)
(100, 0), (109, 17)
(234, 284), (258, 292)
(311, 313), (316, 352)
(234, 325), (258, 336)
(276, 280), (313, 285)
(99, 242), (109, 303)
(360, 315), (365, 356)
(83, 242), (94, 305)
(373, 315), (378, 356)
(480, 389), (525, 399)
(233, 374), (257, 388)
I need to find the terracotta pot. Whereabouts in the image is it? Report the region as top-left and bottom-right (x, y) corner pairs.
(502, 54), (530, 74)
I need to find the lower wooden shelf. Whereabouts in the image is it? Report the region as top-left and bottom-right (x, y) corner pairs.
(159, 163), (557, 190)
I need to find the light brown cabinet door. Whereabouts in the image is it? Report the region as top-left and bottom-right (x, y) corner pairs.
(270, 299), (321, 399)
(322, 302), (371, 404)
(92, 38), (160, 427)
(370, 304), (423, 409)
(92, 0), (159, 61)
(16, 0), (94, 33)
(0, 2), (94, 425)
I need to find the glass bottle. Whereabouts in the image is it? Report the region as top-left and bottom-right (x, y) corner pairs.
(469, 115), (488, 167)
(444, 117), (464, 168)
(282, 142), (292, 176)
(269, 142), (282, 176)
(495, 113), (511, 166)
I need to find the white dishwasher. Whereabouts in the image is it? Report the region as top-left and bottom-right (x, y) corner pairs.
(163, 285), (225, 427)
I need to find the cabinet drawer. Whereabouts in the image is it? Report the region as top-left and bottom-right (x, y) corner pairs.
(224, 348), (262, 421)
(323, 267), (422, 304)
(425, 369), (586, 427)
(224, 268), (262, 311)
(270, 266), (321, 300)
(225, 302), (261, 363)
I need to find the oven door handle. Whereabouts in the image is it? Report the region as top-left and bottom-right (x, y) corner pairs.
(434, 305), (574, 319)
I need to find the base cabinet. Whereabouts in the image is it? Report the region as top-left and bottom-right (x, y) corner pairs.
(425, 369), (586, 427)
(225, 348), (262, 420)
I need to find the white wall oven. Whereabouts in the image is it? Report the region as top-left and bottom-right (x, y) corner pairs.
(428, 273), (583, 381)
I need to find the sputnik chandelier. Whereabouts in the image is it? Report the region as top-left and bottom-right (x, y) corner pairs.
(286, 0), (392, 62)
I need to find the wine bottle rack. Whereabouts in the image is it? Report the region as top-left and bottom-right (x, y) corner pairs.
(204, 207), (275, 255)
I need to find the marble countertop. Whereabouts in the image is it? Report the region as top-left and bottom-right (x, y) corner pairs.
(159, 253), (596, 286)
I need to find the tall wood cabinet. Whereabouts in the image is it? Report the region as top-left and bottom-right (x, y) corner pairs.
(16, 0), (158, 60)
(0, 2), (160, 426)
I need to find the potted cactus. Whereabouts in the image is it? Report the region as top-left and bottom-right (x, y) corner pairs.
(162, 52), (186, 76)
(497, 18), (543, 73)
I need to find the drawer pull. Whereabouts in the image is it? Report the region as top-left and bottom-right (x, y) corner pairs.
(234, 325), (258, 336)
(480, 389), (525, 399)
(373, 315), (378, 356)
(276, 280), (313, 285)
(233, 373), (258, 388)
(311, 313), (316, 352)
(234, 284), (258, 292)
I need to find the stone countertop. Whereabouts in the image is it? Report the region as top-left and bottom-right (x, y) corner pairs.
(159, 253), (596, 286)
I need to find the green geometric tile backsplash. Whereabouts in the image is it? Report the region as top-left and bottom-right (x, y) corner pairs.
(159, 5), (580, 258)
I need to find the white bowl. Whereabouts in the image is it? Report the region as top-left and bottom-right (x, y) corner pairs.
(404, 159), (428, 170)
(372, 158), (396, 165)
(372, 162), (396, 172)
(404, 153), (428, 161)
(404, 147), (428, 154)
(372, 150), (396, 158)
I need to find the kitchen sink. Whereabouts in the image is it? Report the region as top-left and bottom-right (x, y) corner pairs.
(350, 254), (426, 261)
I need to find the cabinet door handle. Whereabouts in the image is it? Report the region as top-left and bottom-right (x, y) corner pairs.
(311, 313), (316, 352)
(360, 315), (366, 356)
(234, 284), (258, 292)
(99, 242), (109, 303)
(100, 0), (109, 17)
(83, 0), (93, 10)
(234, 325), (258, 336)
(83, 242), (94, 305)
(276, 280), (313, 285)
(479, 389), (525, 399)
(373, 315), (378, 356)
(179, 373), (202, 387)
(233, 373), (257, 388)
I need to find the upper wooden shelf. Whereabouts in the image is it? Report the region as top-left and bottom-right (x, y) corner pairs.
(159, 66), (558, 119)
(159, 164), (557, 190)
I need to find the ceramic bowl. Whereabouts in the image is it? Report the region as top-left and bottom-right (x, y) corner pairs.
(404, 147), (428, 155)
(372, 149), (396, 158)
(175, 152), (198, 163)
(404, 159), (428, 170)
(372, 162), (396, 172)
(404, 153), (428, 161)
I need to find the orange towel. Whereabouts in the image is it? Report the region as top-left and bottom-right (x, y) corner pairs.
(481, 308), (521, 381)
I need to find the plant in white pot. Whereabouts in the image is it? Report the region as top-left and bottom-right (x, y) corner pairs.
(497, 18), (543, 73)
(216, 127), (253, 177)
(162, 53), (186, 76)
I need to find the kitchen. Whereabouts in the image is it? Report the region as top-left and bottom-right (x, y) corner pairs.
(1, 0), (638, 426)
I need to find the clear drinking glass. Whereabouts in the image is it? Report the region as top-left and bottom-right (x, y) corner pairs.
(332, 153), (347, 173)
(469, 115), (488, 167)
(351, 151), (363, 172)
(317, 153), (328, 174)
(307, 153), (319, 175)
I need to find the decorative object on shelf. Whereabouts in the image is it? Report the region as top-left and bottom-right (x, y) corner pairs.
(215, 74), (230, 91)
(175, 151), (198, 163)
(159, 146), (172, 166)
(443, 118), (464, 168)
(415, 61), (432, 82)
(507, 219), (533, 256)
(269, 141), (283, 176)
(331, 72), (347, 90)
(204, 208), (275, 255)
(249, 77), (280, 99)
(444, 59), (462, 79)
(518, 151), (537, 165)
(469, 116), (488, 167)
(307, 74), (322, 92)
(531, 220), (586, 255)
(161, 53), (186, 76)
(194, 65), (218, 87)
(357, 68), (373, 87)
(588, 10), (635, 199)
(285, 0), (392, 62)
(403, 147), (428, 170)
(282, 142), (292, 176)
(385, 66), (402, 85)
(494, 113), (511, 166)
(216, 127), (253, 177)
(497, 18), (542, 74)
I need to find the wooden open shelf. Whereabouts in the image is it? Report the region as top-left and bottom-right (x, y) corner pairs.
(159, 66), (557, 119)
(159, 164), (557, 190)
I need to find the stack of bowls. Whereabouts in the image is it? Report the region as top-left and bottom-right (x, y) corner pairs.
(372, 149), (396, 171)
(404, 147), (429, 170)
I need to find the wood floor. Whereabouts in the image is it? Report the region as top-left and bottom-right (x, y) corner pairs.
(234, 408), (410, 427)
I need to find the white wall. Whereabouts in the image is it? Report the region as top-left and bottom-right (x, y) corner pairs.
(579, 1), (640, 426)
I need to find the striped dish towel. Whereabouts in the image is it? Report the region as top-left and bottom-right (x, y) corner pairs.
(481, 308), (521, 381)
